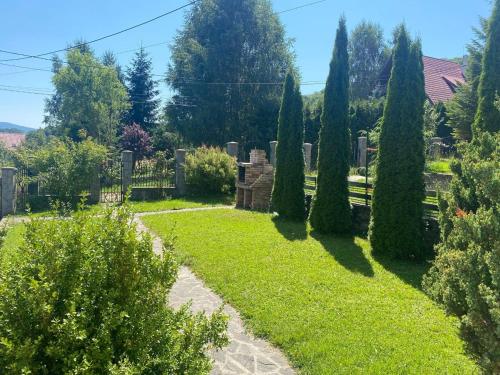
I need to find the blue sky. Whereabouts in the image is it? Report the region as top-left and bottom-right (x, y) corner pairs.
(0, 0), (492, 129)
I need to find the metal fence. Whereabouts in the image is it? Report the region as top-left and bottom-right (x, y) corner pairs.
(132, 158), (175, 189)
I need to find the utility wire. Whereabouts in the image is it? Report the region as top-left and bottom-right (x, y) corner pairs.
(0, 1), (198, 62)
(277, 0), (327, 14)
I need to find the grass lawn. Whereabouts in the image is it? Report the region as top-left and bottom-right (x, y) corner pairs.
(129, 194), (234, 213)
(13, 195), (235, 218)
(0, 223), (25, 271)
(143, 209), (478, 374)
(426, 159), (452, 174)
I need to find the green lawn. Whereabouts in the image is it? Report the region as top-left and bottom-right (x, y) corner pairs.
(13, 195), (235, 218)
(143, 209), (478, 374)
(0, 223), (25, 271)
(129, 194), (234, 213)
(426, 159), (452, 174)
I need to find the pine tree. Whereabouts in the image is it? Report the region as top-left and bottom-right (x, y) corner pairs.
(474, 0), (500, 135)
(125, 47), (160, 132)
(271, 72), (306, 220)
(369, 26), (427, 260)
(309, 17), (352, 234)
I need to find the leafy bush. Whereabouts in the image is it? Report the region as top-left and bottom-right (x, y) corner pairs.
(0, 204), (228, 373)
(423, 132), (499, 372)
(121, 123), (153, 162)
(185, 147), (236, 195)
(17, 138), (108, 199)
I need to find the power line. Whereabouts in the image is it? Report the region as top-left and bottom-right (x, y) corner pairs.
(0, 62), (52, 72)
(277, 0), (328, 14)
(0, 1), (198, 62)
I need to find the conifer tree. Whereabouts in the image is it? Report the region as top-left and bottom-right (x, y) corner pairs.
(369, 26), (427, 260)
(309, 17), (352, 234)
(271, 72), (306, 220)
(474, 0), (500, 135)
(125, 47), (160, 132)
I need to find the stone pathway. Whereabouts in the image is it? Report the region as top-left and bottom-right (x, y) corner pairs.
(135, 217), (295, 375)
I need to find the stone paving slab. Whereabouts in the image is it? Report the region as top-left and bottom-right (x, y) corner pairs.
(135, 217), (295, 375)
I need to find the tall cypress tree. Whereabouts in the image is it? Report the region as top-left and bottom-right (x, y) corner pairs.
(125, 47), (160, 132)
(309, 17), (352, 234)
(369, 26), (427, 260)
(474, 0), (500, 135)
(271, 72), (306, 220)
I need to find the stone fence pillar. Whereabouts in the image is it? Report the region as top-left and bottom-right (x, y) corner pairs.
(121, 151), (133, 196)
(357, 137), (367, 168)
(226, 142), (239, 160)
(175, 149), (187, 196)
(269, 141), (278, 167)
(1, 167), (16, 217)
(303, 143), (312, 172)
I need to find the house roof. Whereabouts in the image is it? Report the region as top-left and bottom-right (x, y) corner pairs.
(423, 56), (465, 104)
(378, 56), (465, 104)
(0, 133), (25, 149)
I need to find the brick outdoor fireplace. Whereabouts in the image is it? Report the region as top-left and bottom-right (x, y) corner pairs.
(236, 149), (274, 211)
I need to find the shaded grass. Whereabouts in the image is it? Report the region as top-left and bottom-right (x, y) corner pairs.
(143, 209), (478, 374)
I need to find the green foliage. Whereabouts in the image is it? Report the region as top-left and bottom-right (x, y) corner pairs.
(423, 132), (500, 373)
(349, 21), (391, 100)
(271, 72), (305, 220)
(303, 91), (323, 169)
(166, 0), (294, 151)
(446, 82), (477, 141)
(0, 204), (228, 373)
(474, 0), (500, 135)
(185, 147), (237, 195)
(125, 47), (160, 132)
(309, 18), (352, 234)
(18, 138), (107, 199)
(369, 27), (427, 260)
(151, 122), (181, 159)
(446, 17), (487, 142)
(44, 47), (130, 147)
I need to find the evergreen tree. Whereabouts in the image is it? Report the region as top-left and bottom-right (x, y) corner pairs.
(126, 47), (160, 132)
(474, 0), (500, 135)
(369, 26), (427, 260)
(102, 50), (126, 84)
(423, 132), (500, 372)
(271, 72), (305, 220)
(309, 18), (352, 234)
(166, 0), (294, 150)
(446, 17), (488, 142)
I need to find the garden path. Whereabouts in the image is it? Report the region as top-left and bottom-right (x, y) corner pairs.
(135, 211), (296, 375)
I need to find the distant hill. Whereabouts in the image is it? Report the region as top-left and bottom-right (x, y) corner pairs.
(0, 122), (36, 134)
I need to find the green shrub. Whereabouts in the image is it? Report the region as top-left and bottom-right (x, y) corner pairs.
(17, 138), (108, 200)
(423, 132), (499, 372)
(271, 71), (306, 220)
(369, 27), (427, 260)
(0, 204), (228, 373)
(309, 17), (352, 234)
(185, 147), (236, 195)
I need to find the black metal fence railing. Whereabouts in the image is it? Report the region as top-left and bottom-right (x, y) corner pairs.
(305, 175), (439, 217)
(132, 158), (175, 189)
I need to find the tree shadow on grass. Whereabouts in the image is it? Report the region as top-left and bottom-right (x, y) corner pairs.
(272, 217), (308, 241)
(311, 231), (375, 277)
(372, 252), (431, 291)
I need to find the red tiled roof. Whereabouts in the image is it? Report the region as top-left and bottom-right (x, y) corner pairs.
(423, 56), (465, 104)
(0, 133), (25, 149)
